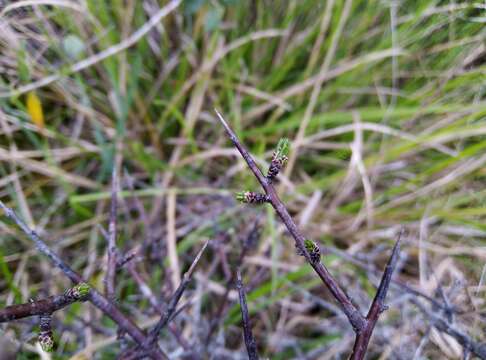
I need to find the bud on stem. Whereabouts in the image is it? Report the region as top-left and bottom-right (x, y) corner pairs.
(64, 282), (90, 301)
(267, 138), (290, 181)
(297, 239), (321, 263)
(38, 313), (54, 352)
(236, 191), (269, 204)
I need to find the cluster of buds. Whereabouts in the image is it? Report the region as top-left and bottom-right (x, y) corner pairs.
(38, 314), (54, 352)
(64, 282), (90, 301)
(235, 139), (290, 205)
(266, 138), (289, 181)
(297, 239), (321, 264)
(236, 191), (269, 204)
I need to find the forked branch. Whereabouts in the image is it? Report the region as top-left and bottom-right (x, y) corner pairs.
(215, 109), (401, 359)
(0, 200), (168, 360)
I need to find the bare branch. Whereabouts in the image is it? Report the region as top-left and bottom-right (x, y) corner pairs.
(214, 109), (366, 331)
(0, 283), (90, 323)
(350, 230), (402, 359)
(236, 268), (259, 360)
(145, 240), (209, 347)
(205, 223), (261, 345)
(0, 200), (168, 360)
(214, 109), (404, 359)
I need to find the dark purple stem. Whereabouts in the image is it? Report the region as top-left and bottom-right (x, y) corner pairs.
(145, 240), (209, 347)
(236, 268), (259, 360)
(0, 293), (84, 323)
(214, 109), (402, 359)
(350, 232), (402, 359)
(215, 109), (365, 331)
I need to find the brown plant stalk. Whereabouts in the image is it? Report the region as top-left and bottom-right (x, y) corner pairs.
(215, 109), (402, 359)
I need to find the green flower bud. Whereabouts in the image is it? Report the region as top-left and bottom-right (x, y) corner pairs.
(236, 191), (249, 203)
(275, 138), (290, 160)
(297, 239), (321, 263)
(235, 191), (268, 204)
(73, 282), (90, 299)
(65, 282), (90, 300)
(39, 332), (54, 352)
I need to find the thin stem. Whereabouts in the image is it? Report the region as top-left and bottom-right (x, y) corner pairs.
(0, 200), (167, 360)
(236, 268), (259, 360)
(145, 240), (209, 347)
(205, 223), (259, 345)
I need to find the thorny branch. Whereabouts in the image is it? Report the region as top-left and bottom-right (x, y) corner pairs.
(205, 222), (260, 345)
(350, 233), (401, 359)
(0, 200), (168, 360)
(146, 240), (209, 347)
(215, 109), (402, 359)
(119, 240), (209, 359)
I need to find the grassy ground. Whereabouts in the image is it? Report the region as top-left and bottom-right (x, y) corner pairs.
(0, 0), (485, 358)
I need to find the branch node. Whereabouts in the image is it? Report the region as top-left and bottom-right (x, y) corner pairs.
(380, 304), (389, 313)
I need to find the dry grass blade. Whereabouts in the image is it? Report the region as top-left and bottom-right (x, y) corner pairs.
(0, 0), (182, 98)
(412, 300), (486, 359)
(105, 165), (118, 300)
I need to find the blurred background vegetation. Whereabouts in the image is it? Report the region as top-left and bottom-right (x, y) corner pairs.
(0, 0), (485, 358)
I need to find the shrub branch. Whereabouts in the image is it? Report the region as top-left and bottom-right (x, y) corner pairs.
(215, 109), (402, 359)
(0, 283), (90, 323)
(0, 200), (168, 360)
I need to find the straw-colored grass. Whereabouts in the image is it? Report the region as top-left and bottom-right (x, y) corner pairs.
(0, 1), (485, 358)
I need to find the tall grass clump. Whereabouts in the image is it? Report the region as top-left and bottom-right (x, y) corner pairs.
(0, 1), (485, 358)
